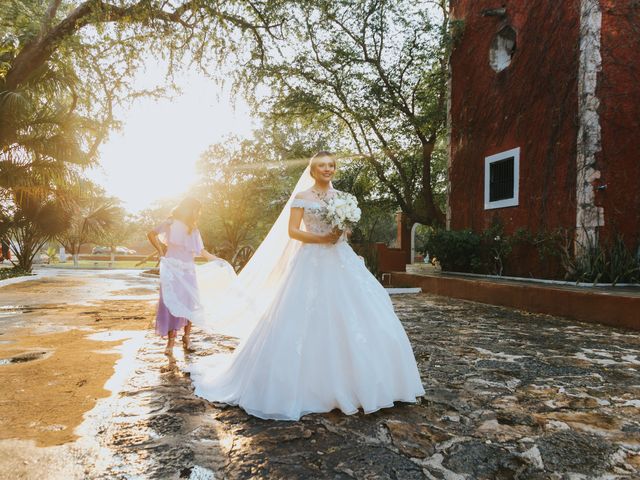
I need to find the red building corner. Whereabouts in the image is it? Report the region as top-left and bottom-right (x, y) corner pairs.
(447, 0), (640, 278)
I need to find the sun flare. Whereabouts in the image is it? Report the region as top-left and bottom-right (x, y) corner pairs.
(88, 65), (257, 213)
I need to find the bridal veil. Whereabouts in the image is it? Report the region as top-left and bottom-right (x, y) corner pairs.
(194, 165), (315, 339)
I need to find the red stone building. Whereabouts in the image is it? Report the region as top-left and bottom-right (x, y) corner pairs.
(447, 0), (640, 277)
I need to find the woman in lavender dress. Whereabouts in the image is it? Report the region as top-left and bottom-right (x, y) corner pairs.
(147, 197), (217, 355)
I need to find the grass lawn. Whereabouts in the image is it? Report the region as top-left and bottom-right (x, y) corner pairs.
(40, 260), (210, 269)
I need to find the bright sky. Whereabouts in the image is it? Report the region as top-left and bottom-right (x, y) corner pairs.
(88, 58), (258, 214)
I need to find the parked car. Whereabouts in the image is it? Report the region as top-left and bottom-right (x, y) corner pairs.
(92, 246), (137, 255)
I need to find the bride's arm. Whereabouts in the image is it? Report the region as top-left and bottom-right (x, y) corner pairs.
(288, 207), (340, 244)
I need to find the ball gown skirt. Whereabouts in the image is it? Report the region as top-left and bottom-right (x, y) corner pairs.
(188, 238), (425, 421)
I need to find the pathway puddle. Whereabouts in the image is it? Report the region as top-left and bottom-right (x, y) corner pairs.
(0, 305), (26, 316)
(69, 330), (149, 475)
(0, 350), (50, 365)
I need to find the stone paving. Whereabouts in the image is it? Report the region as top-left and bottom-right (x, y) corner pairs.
(90, 293), (640, 479)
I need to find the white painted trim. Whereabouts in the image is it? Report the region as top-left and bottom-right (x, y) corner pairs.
(0, 273), (37, 288)
(576, 0), (604, 251)
(386, 287), (422, 295)
(484, 147), (520, 210)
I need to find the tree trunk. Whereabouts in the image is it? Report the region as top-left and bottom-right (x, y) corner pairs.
(420, 140), (446, 227)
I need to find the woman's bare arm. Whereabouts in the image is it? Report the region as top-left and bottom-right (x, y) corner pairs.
(147, 231), (166, 257)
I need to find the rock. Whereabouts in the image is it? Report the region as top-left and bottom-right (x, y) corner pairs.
(476, 418), (534, 442)
(383, 420), (450, 459)
(442, 414), (460, 423)
(323, 445), (424, 480)
(536, 430), (616, 475)
(536, 411), (620, 436)
(148, 414), (184, 435)
(442, 440), (529, 478)
(544, 420), (571, 431)
(167, 398), (207, 414)
(248, 425), (314, 445)
(495, 409), (536, 427)
(519, 445), (545, 470)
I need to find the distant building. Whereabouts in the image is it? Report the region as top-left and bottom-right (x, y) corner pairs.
(447, 0), (640, 277)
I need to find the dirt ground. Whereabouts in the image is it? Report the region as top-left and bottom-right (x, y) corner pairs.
(0, 272), (157, 447)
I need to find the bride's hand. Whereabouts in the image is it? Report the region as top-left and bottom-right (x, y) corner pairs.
(324, 229), (343, 244)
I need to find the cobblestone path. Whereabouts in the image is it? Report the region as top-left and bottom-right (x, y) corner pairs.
(93, 293), (640, 479)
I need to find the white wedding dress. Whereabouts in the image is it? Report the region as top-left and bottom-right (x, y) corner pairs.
(188, 191), (425, 421)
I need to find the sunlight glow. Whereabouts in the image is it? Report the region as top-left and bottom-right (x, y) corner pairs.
(88, 58), (258, 213)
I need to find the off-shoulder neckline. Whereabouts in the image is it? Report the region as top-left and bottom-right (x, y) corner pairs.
(291, 198), (325, 208)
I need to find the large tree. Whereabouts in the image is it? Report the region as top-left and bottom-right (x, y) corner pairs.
(248, 0), (456, 227)
(1, 0), (283, 270)
(1, 0), (282, 200)
(56, 180), (119, 265)
(0, 193), (70, 271)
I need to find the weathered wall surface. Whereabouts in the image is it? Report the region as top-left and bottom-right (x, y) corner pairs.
(448, 1), (581, 276)
(597, 0), (640, 249)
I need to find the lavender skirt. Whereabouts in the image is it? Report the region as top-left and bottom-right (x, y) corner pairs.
(155, 289), (189, 336)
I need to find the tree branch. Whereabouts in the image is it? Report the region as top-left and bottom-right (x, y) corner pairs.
(41, 0), (63, 37)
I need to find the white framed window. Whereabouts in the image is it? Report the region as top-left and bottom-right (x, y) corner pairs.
(484, 147), (520, 210)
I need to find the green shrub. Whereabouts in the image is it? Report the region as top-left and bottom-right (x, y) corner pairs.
(0, 267), (31, 281)
(424, 222), (514, 275)
(424, 229), (483, 273)
(425, 226), (639, 284)
(566, 235), (640, 284)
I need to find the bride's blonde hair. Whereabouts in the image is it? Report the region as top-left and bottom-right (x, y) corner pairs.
(309, 151), (336, 179)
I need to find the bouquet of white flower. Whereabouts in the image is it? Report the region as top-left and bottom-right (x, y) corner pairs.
(323, 192), (362, 231)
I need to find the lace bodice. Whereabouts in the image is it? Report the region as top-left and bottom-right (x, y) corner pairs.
(291, 198), (335, 236)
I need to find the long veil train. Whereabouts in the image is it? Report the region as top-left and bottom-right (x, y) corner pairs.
(193, 165), (315, 339)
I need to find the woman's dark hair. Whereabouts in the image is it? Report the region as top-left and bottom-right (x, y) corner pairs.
(170, 197), (202, 233)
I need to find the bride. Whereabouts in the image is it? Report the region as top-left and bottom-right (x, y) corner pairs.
(188, 151), (425, 421)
